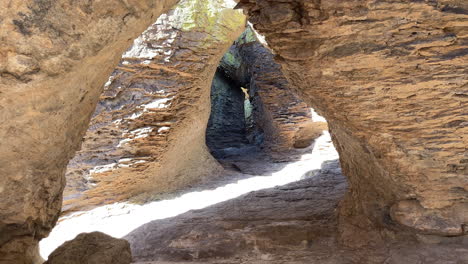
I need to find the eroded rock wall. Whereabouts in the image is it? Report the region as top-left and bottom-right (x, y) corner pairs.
(63, 0), (246, 213)
(219, 28), (321, 154)
(0, 1), (178, 262)
(238, 0), (468, 242)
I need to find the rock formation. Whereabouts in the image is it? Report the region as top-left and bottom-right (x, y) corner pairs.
(218, 28), (323, 154)
(0, 0), (180, 262)
(44, 232), (131, 264)
(63, 0), (246, 213)
(0, 0), (466, 262)
(237, 0), (468, 242)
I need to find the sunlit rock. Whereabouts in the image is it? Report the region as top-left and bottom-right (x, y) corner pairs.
(238, 0), (468, 242)
(0, 0), (466, 262)
(0, 0), (178, 262)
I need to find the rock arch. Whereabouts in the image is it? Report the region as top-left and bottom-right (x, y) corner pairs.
(0, 0), (467, 263)
(62, 0), (246, 214)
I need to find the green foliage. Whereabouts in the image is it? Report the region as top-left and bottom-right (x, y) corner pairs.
(173, 0), (246, 44)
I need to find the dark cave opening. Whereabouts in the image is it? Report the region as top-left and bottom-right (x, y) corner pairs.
(205, 64), (263, 162)
(205, 27), (321, 163)
(205, 69), (253, 156)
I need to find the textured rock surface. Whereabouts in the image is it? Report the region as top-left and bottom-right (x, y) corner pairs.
(219, 28), (323, 154)
(1, 0), (467, 262)
(0, 1), (178, 263)
(44, 232), (131, 264)
(238, 0), (468, 241)
(62, 0), (246, 213)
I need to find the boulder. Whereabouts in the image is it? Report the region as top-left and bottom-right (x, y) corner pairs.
(45, 232), (131, 264)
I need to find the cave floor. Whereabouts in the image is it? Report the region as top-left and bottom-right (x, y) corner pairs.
(40, 131), (468, 263)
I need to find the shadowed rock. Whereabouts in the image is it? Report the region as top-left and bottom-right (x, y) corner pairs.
(45, 232), (131, 264)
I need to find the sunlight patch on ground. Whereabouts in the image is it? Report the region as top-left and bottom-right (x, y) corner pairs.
(40, 131), (337, 259)
(310, 108), (327, 123)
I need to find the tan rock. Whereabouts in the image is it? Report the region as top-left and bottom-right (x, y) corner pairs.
(391, 199), (468, 236)
(0, 0), (178, 262)
(238, 0), (468, 241)
(6, 54), (39, 77)
(0, 0), (466, 261)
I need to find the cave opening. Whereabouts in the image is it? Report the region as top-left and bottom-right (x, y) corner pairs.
(205, 68), (255, 160)
(204, 26), (330, 169)
(205, 71), (267, 173)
